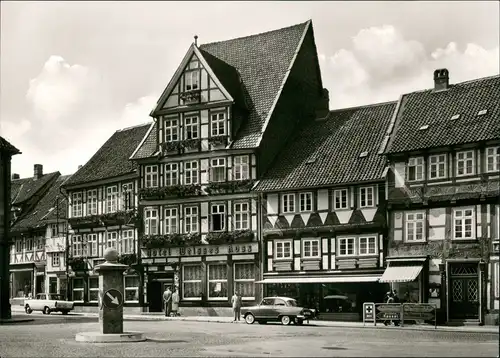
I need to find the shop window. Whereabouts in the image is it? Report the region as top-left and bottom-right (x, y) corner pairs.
(184, 206), (199, 233)
(106, 186), (118, 213)
(359, 186), (374, 208)
(164, 117), (179, 142)
(407, 157), (424, 181)
(88, 277), (99, 302)
(184, 161), (199, 185)
(359, 236), (377, 255)
(208, 264), (228, 300)
(210, 204), (226, 232)
(211, 112), (226, 136)
(51, 253), (60, 267)
(456, 150), (475, 176)
(121, 230), (134, 254)
(233, 156), (249, 180)
(428, 154), (447, 179)
(72, 278), (84, 302)
(275, 240), (292, 259)
(234, 263), (255, 299)
(299, 192), (312, 212)
(145, 165), (158, 188)
(165, 163), (179, 186)
(234, 202), (249, 230)
(87, 189), (98, 215)
(302, 239), (320, 258)
(210, 158), (226, 182)
(144, 208), (159, 235)
(164, 208), (178, 234)
(125, 276), (139, 302)
(405, 211), (426, 242)
(281, 193), (295, 213)
(333, 189), (348, 210)
(486, 147), (500, 173)
(182, 265), (202, 300)
(87, 234), (98, 256)
(72, 192), (83, 217)
(72, 235), (83, 257)
(338, 237), (355, 256)
(453, 207), (475, 240)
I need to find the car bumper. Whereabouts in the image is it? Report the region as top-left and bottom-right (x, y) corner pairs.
(296, 315), (306, 319)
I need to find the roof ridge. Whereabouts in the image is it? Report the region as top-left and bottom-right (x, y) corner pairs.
(329, 100), (399, 113)
(199, 20), (310, 47)
(12, 171), (60, 181)
(116, 122), (152, 132)
(404, 73), (500, 96)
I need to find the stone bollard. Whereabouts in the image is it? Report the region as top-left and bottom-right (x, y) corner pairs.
(75, 248), (145, 343)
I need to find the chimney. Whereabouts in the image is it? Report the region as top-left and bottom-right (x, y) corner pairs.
(194, 35), (198, 47)
(33, 164), (43, 180)
(11, 173), (20, 180)
(315, 88), (330, 120)
(433, 68), (449, 91)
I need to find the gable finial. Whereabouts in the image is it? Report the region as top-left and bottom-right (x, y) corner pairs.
(194, 35), (198, 46)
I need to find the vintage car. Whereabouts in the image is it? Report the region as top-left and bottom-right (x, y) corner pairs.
(24, 293), (75, 315)
(242, 296), (313, 325)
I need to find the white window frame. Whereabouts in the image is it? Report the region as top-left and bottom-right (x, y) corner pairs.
(407, 157), (424, 181)
(15, 239), (22, 252)
(87, 233), (98, 257)
(233, 262), (255, 300)
(106, 185), (118, 213)
(184, 70), (199, 91)
(302, 239), (320, 258)
(233, 155), (250, 181)
(25, 238), (33, 251)
(453, 207), (475, 240)
(144, 208), (159, 235)
(88, 276), (99, 303)
(72, 192), (83, 217)
(274, 240), (292, 260)
(50, 224), (58, 237)
(184, 206), (199, 233)
(51, 252), (60, 267)
(428, 154), (447, 180)
(164, 117), (179, 142)
(211, 112), (226, 136)
(72, 277), (84, 302)
(234, 202), (249, 230)
(359, 186), (375, 208)
(333, 189), (349, 210)
(122, 183), (134, 210)
(494, 262), (499, 298)
(207, 263), (228, 301)
(281, 193), (295, 214)
(72, 235), (83, 257)
(184, 115), (199, 140)
(337, 237), (356, 257)
(124, 276), (140, 303)
(106, 231), (118, 250)
(145, 165), (158, 188)
(486, 147), (500, 173)
(456, 150), (475, 177)
(210, 204), (226, 232)
(182, 264), (202, 301)
(210, 158), (226, 182)
(184, 160), (199, 185)
(405, 211), (426, 242)
(36, 237), (45, 250)
(86, 189), (98, 215)
(164, 207), (178, 234)
(121, 230), (134, 254)
(359, 236), (378, 256)
(164, 163), (179, 186)
(299, 192), (313, 212)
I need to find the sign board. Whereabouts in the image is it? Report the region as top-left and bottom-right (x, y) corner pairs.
(363, 302), (375, 325)
(402, 303), (436, 323)
(102, 289), (123, 309)
(375, 303), (402, 325)
(142, 242), (259, 259)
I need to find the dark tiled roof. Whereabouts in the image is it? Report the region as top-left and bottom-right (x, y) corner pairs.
(130, 122), (157, 160)
(11, 172), (60, 205)
(199, 21), (310, 149)
(386, 75), (500, 154)
(64, 124), (150, 186)
(0, 136), (21, 154)
(255, 101), (398, 192)
(12, 175), (71, 233)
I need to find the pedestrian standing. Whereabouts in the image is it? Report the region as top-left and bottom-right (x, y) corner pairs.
(384, 291), (394, 326)
(163, 286), (172, 317)
(231, 290), (242, 322)
(171, 287), (180, 317)
(392, 290), (400, 326)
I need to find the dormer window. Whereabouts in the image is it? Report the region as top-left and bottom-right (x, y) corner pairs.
(184, 115), (199, 139)
(164, 118), (179, 142)
(211, 112), (226, 136)
(184, 70), (199, 92)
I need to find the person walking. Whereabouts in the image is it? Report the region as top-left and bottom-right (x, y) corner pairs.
(231, 290), (242, 322)
(171, 287), (180, 317)
(163, 286), (172, 317)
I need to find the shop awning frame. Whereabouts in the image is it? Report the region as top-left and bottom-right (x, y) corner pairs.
(256, 275), (381, 284)
(379, 264), (423, 283)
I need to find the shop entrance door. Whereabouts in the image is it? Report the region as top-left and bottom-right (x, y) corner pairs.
(147, 281), (163, 312)
(449, 263), (479, 320)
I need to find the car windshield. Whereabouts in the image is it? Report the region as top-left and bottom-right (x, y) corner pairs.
(286, 299), (298, 307)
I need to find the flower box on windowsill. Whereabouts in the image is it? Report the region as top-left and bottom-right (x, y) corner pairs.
(68, 257), (88, 273)
(141, 233), (202, 249)
(118, 253), (138, 267)
(68, 215), (101, 229)
(179, 89), (201, 104)
(161, 141), (181, 154)
(205, 179), (255, 195)
(100, 210), (137, 226)
(205, 230), (254, 245)
(208, 135), (228, 148)
(180, 138), (201, 151)
(139, 185), (202, 200)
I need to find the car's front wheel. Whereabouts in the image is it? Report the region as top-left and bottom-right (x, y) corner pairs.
(25, 305), (32, 314)
(280, 315), (291, 325)
(43, 306), (51, 315)
(244, 313), (255, 324)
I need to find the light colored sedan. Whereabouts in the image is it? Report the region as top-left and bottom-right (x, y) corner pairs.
(242, 296), (312, 325)
(24, 293), (74, 315)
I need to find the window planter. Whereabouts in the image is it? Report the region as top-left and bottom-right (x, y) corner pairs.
(139, 184), (202, 200)
(180, 138), (201, 150)
(205, 179), (254, 195)
(68, 215), (101, 229)
(208, 135), (228, 147)
(206, 230), (254, 245)
(118, 253), (138, 267)
(68, 257), (88, 273)
(100, 210), (137, 226)
(141, 233), (202, 249)
(179, 89), (201, 104)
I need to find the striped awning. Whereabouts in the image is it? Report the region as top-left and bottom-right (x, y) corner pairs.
(379, 265), (423, 283)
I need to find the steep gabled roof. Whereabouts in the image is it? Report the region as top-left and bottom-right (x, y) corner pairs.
(385, 75), (500, 154)
(11, 172), (60, 205)
(12, 175), (72, 233)
(199, 21), (311, 149)
(129, 122), (157, 160)
(255, 101), (398, 192)
(0, 136), (21, 154)
(64, 123), (150, 187)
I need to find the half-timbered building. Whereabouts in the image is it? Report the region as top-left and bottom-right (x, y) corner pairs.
(383, 70), (500, 325)
(254, 101), (397, 321)
(130, 20), (327, 312)
(63, 124), (149, 313)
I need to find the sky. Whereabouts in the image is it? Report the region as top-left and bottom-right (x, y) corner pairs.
(1, 1), (498, 178)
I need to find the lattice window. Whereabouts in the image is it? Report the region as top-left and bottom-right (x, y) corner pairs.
(467, 280), (478, 302)
(450, 264), (478, 276)
(452, 281), (463, 302)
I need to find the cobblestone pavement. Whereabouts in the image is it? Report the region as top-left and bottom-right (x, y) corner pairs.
(0, 318), (498, 357)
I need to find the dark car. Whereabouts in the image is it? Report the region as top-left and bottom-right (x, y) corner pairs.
(242, 296), (312, 325)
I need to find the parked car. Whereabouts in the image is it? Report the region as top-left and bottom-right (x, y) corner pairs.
(242, 296), (313, 325)
(323, 295), (354, 313)
(24, 293), (74, 315)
